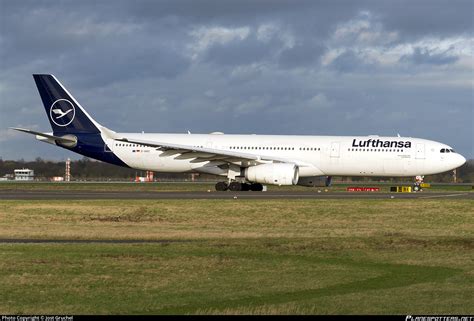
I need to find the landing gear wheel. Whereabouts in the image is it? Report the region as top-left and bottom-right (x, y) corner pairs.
(215, 182), (228, 191)
(241, 183), (250, 191)
(250, 183), (263, 191)
(228, 182), (242, 191)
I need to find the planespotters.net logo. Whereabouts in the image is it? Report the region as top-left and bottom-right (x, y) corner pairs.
(406, 316), (473, 321)
(49, 99), (75, 127)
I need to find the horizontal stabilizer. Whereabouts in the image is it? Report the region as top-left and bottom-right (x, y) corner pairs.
(9, 127), (77, 144)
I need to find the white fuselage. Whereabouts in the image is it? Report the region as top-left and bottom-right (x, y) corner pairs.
(105, 133), (465, 177)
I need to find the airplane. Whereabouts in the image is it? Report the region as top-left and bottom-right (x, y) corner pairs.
(11, 74), (466, 191)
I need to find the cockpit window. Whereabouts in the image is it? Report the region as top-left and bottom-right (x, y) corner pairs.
(440, 148), (445, 153)
(450, 149), (456, 153)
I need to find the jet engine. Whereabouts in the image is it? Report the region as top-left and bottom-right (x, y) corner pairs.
(245, 163), (299, 185)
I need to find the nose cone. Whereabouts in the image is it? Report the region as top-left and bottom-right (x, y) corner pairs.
(455, 154), (467, 168)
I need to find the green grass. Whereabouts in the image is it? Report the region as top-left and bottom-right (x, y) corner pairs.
(0, 199), (473, 314)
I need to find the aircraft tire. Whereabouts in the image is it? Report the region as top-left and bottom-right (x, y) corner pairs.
(215, 182), (228, 191)
(241, 183), (250, 191)
(250, 183), (264, 191)
(228, 182), (242, 191)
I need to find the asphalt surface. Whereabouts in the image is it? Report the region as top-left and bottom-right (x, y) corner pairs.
(0, 189), (472, 200)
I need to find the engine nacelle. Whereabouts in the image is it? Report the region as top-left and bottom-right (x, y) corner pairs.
(245, 163), (299, 186)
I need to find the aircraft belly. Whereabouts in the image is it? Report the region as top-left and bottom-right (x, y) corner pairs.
(298, 165), (325, 177)
(158, 157), (193, 172)
(117, 151), (144, 169)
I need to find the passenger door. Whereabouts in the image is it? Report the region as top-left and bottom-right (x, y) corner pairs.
(330, 142), (340, 158)
(415, 143), (425, 159)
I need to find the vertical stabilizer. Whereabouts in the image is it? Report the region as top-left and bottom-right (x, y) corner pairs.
(33, 74), (101, 134)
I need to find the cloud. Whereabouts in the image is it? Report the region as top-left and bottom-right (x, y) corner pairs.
(328, 49), (375, 73)
(400, 47), (459, 65)
(332, 11), (399, 46)
(307, 93), (332, 110)
(189, 23), (296, 67)
(278, 42), (326, 69)
(0, 1), (473, 160)
(188, 26), (251, 60)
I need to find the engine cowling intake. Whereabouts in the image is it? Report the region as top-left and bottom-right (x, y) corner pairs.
(245, 163), (299, 186)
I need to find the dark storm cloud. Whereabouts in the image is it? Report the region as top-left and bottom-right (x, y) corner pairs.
(201, 33), (275, 66)
(0, 0), (472, 160)
(371, 0), (474, 39)
(278, 43), (326, 69)
(329, 49), (374, 73)
(0, 1), (192, 89)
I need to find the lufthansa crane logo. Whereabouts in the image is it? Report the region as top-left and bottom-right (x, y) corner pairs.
(50, 99), (75, 127)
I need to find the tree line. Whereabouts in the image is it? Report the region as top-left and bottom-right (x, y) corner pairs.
(0, 157), (472, 183)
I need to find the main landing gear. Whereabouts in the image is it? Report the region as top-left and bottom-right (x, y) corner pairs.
(413, 175), (424, 192)
(215, 181), (264, 192)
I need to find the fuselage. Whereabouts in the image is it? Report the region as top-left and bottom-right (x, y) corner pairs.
(102, 133), (465, 177)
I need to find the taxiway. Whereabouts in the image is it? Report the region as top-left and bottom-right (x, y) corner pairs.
(0, 190), (472, 200)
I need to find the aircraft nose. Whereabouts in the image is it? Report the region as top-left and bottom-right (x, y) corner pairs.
(456, 154), (466, 168)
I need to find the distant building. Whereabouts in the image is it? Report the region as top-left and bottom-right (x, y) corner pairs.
(14, 169), (35, 181)
(51, 176), (64, 182)
(135, 171), (154, 183)
(0, 174), (14, 181)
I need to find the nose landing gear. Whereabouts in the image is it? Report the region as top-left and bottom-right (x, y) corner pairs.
(413, 175), (424, 192)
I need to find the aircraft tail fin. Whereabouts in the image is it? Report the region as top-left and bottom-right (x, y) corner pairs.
(33, 74), (101, 134)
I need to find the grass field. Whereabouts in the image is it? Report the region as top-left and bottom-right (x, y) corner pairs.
(0, 198), (472, 314)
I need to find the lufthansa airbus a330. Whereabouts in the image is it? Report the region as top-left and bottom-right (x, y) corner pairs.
(11, 74), (466, 191)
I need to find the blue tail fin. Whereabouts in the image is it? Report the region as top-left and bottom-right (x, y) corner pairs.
(33, 74), (100, 134)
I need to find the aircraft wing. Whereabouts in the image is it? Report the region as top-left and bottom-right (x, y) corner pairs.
(115, 136), (312, 167)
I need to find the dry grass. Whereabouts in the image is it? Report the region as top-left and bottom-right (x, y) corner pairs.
(0, 199), (472, 240)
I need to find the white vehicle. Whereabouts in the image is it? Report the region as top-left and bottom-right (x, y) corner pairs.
(11, 74), (466, 191)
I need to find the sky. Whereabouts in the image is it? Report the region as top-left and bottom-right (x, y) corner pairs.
(0, 0), (473, 161)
